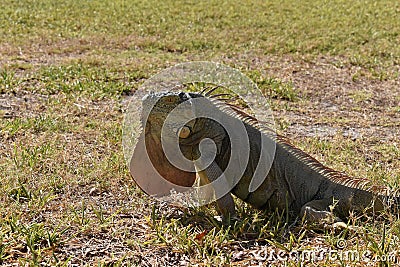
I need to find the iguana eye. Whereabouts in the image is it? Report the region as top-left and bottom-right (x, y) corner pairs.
(164, 96), (178, 103)
(177, 126), (191, 139)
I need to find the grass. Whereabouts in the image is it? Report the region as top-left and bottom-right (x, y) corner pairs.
(0, 0), (399, 265)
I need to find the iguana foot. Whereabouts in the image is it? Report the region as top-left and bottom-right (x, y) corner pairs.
(300, 199), (342, 225)
(328, 221), (359, 232)
(331, 221), (348, 229)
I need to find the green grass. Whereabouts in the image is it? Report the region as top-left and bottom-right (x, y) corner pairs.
(1, 0), (400, 73)
(0, 0), (399, 265)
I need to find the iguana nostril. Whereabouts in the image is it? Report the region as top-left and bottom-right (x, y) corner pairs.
(177, 126), (191, 138)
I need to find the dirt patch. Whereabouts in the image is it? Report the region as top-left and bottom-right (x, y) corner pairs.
(0, 34), (159, 71)
(229, 53), (399, 141)
(0, 92), (50, 118)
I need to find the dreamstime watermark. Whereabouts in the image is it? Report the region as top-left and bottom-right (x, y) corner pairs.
(122, 61), (276, 207)
(248, 239), (399, 265)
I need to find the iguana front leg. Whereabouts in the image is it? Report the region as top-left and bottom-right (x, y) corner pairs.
(300, 198), (343, 225)
(196, 161), (236, 221)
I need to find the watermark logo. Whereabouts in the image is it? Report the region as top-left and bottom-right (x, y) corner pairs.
(248, 239), (399, 265)
(336, 238), (347, 249)
(122, 62), (276, 207)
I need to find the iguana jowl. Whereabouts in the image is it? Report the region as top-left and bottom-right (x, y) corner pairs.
(135, 90), (397, 225)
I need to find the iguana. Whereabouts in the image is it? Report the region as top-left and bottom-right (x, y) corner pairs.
(131, 89), (398, 226)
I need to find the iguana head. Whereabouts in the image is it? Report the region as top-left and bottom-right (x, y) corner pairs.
(142, 91), (228, 161)
(130, 91), (203, 192)
(142, 92), (200, 145)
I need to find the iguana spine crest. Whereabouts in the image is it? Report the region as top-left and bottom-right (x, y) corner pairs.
(202, 87), (394, 197)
